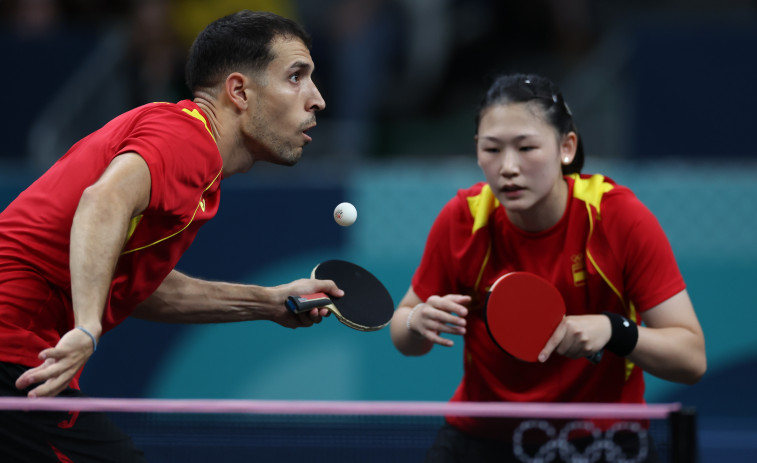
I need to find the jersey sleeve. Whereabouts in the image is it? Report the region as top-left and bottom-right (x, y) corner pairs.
(605, 189), (686, 312)
(115, 107), (220, 216)
(411, 194), (467, 301)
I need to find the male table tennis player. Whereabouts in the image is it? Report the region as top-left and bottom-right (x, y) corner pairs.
(0, 10), (340, 462)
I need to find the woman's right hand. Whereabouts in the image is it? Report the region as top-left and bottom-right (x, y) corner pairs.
(405, 294), (470, 347)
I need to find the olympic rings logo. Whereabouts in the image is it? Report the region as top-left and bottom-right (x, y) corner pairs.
(512, 419), (649, 463)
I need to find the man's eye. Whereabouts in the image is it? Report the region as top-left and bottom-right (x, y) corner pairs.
(289, 73), (300, 83)
(520, 146), (536, 152)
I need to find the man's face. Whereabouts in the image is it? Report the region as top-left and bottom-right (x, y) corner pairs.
(245, 37), (325, 166)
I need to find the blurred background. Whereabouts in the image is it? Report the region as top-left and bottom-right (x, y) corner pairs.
(1, 0), (756, 460)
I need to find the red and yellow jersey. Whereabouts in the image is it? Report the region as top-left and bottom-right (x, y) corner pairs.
(411, 174), (685, 438)
(0, 100), (221, 380)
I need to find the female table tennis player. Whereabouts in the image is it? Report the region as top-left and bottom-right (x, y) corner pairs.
(390, 73), (706, 462)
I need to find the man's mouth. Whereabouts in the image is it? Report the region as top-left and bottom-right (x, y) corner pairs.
(301, 122), (316, 143)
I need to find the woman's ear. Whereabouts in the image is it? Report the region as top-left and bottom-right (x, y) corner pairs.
(560, 132), (578, 165)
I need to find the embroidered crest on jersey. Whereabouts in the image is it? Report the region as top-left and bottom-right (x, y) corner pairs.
(571, 253), (587, 287)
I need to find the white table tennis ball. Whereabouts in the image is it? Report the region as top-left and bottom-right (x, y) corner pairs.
(334, 202), (357, 226)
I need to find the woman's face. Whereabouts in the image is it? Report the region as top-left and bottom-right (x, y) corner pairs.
(476, 102), (576, 231)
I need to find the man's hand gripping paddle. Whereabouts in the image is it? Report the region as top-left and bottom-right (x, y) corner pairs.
(286, 259), (394, 331)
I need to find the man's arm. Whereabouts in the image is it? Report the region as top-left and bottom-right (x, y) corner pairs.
(16, 153), (151, 397)
(132, 269), (344, 329)
(69, 153), (151, 343)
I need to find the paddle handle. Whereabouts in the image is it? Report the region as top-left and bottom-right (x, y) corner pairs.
(286, 293), (331, 313)
(587, 350), (603, 364)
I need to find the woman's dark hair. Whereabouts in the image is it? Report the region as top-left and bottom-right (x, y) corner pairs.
(185, 10), (312, 93)
(475, 73), (584, 175)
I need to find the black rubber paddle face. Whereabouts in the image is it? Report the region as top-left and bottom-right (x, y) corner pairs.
(313, 260), (394, 331)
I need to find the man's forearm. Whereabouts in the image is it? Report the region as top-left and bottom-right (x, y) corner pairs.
(133, 270), (277, 323)
(69, 188), (134, 338)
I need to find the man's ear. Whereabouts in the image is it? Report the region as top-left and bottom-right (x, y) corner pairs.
(225, 72), (250, 111)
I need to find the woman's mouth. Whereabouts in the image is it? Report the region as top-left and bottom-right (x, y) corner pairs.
(501, 184), (524, 198)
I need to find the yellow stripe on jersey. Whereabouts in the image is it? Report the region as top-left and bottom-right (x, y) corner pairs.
(121, 168), (223, 255)
(570, 173), (614, 216)
(466, 184), (499, 292)
(466, 184), (500, 235)
(572, 173), (637, 380)
(125, 215), (143, 243)
(182, 108), (216, 142)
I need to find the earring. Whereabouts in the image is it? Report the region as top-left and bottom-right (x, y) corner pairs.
(563, 157), (570, 163)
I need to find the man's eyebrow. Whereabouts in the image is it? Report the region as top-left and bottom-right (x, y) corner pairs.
(288, 60), (312, 72)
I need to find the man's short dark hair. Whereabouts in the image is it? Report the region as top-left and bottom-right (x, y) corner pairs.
(185, 10), (312, 93)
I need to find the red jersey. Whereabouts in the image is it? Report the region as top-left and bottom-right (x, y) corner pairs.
(0, 101), (222, 382)
(411, 174), (685, 438)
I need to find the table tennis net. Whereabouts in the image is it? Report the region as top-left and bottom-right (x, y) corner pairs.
(0, 398), (697, 462)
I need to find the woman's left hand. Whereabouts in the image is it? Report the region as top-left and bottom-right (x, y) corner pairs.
(538, 314), (611, 362)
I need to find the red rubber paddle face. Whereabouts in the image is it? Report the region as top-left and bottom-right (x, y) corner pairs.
(484, 272), (565, 362)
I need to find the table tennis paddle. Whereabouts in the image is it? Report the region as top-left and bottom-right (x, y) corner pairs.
(484, 272), (602, 363)
(285, 259), (394, 331)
